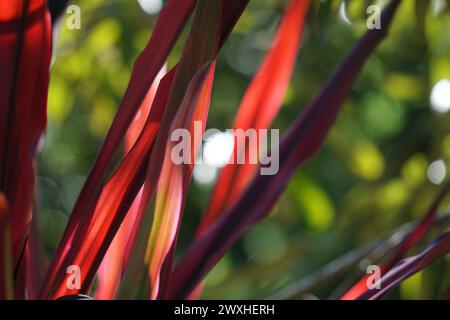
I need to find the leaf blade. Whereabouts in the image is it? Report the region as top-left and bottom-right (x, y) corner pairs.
(145, 0), (221, 298)
(95, 67), (167, 300)
(341, 181), (450, 300)
(358, 232), (450, 300)
(0, 0), (52, 271)
(170, 0), (402, 299)
(197, 0), (310, 234)
(41, 0), (250, 299)
(0, 192), (13, 300)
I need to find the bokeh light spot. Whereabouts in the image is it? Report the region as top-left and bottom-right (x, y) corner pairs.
(137, 0), (163, 15)
(430, 79), (450, 113)
(202, 132), (235, 168)
(427, 159), (446, 185)
(193, 163), (217, 185)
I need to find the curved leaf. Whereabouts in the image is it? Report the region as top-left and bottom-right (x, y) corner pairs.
(358, 232), (450, 300)
(41, 0), (250, 300)
(0, 192), (13, 299)
(0, 0), (51, 270)
(170, 0), (402, 299)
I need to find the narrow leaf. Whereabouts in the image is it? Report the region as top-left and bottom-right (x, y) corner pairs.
(147, 65), (214, 299)
(197, 0), (310, 234)
(26, 204), (47, 299)
(341, 181), (450, 300)
(143, 0), (252, 299)
(41, 0), (249, 299)
(0, 0), (52, 271)
(358, 232), (450, 300)
(0, 192), (13, 299)
(95, 67), (167, 300)
(42, 70), (175, 299)
(170, 0), (402, 299)
(41, 0), (196, 297)
(145, 0), (220, 299)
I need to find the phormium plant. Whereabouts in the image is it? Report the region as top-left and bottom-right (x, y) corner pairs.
(0, 0), (449, 300)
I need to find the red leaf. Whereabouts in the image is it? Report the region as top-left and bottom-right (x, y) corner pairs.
(41, 0), (196, 297)
(218, 0), (249, 47)
(95, 67), (167, 300)
(42, 70), (175, 299)
(189, 0), (309, 300)
(147, 64), (215, 299)
(123, 0), (249, 299)
(0, 0), (51, 270)
(197, 0), (310, 235)
(358, 232), (450, 300)
(170, 0), (402, 299)
(41, 0), (249, 299)
(341, 181), (450, 300)
(122, 2), (250, 278)
(25, 205), (47, 299)
(143, 0), (221, 299)
(0, 192), (13, 299)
